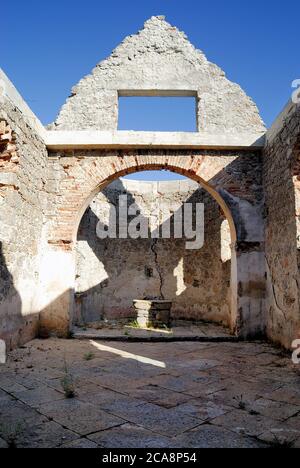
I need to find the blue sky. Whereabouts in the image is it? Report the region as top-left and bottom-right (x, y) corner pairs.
(2, 0), (299, 180)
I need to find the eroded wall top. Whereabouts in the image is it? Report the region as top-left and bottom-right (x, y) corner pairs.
(53, 16), (265, 135)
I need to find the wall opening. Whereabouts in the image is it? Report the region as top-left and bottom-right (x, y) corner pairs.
(118, 94), (198, 132)
(74, 171), (232, 330)
(124, 169), (188, 181)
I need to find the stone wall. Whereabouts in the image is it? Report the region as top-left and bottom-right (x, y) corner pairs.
(0, 15), (271, 346)
(0, 74), (48, 349)
(40, 15), (267, 339)
(75, 179), (231, 326)
(52, 16), (265, 136)
(1, 16), (299, 350)
(43, 148), (265, 338)
(263, 101), (300, 348)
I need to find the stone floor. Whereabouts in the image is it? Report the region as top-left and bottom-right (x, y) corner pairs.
(0, 337), (300, 448)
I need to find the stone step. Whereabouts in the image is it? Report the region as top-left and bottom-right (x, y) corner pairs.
(72, 326), (239, 343)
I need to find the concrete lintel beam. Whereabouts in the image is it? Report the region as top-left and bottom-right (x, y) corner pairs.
(45, 130), (266, 151)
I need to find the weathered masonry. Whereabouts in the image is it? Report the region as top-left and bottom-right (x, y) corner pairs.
(0, 16), (299, 349)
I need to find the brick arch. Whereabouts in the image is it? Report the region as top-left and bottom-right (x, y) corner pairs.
(50, 154), (237, 247)
(76, 165), (237, 246)
(47, 154), (240, 333)
(72, 163), (239, 329)
(42, 151), (266, 339)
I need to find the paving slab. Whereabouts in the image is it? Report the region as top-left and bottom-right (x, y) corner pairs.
(60, 438), (98, 448)
(264, 387), (300, 406)
(258, 428), (300, 448)
(149, 388), (193, 408)
(91, 374), (142, 393)
(88, 423), (177, 448)
(102, 401), (203, 437)
(0, 399), (48, 436)
(183, 380), (230, 399)
(174, 424), (268, 448)
(77, 387), (127, 406)
(13, 386), (65, 408)
(176, 399), (233, 421)
(38, 399), (125, 436)
(11, 421), (78, 448)
(211, 409), (282, 437)
(249, 398), (300, 421)
(146, 374), (201, 393)
(0, 377), (29, 393)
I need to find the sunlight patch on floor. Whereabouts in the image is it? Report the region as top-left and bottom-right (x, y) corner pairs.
(90, 340), (166, 368)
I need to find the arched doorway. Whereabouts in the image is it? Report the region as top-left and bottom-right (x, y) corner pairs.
(74, 171), (234, 331)
(39, 152), (265, 340)
(72, 162), (238, 329)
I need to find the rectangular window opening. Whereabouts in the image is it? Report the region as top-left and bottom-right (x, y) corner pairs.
(118, 92), (198, 132)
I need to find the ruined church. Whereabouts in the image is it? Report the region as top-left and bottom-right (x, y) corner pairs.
(1, 16), (300, 350)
